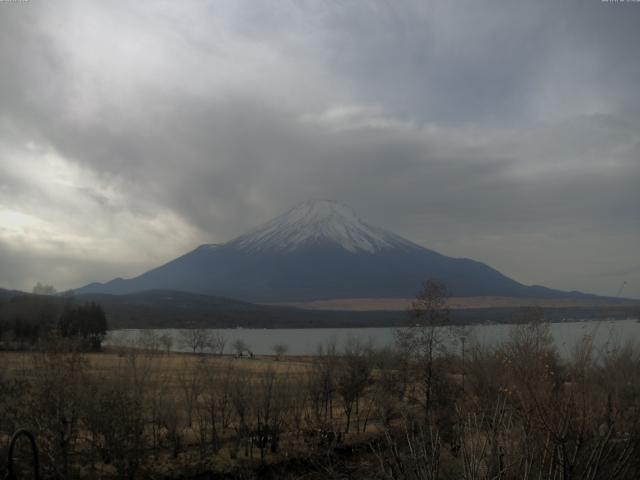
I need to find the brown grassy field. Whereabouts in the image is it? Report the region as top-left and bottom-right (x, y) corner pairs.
(1, 349), (313, 383)
(272, 295), (638, 311)
(3, 319), (640, 479)
(0, 348), (342, 478)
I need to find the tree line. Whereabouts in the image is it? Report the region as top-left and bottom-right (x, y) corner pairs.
(0, 293), (108, 351)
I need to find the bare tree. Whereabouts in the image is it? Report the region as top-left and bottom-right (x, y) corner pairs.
(373, 413), (442, 480)
(230, 369), (252, 457)
(251, 367), (289, 461)
(197, 359), (235, 453)
(285, 373), (309, 443)
(177, 358), (202, 427)
(337, 338), (372, 433)
(147, 367), (173, 450)
(396, 280), (452, 420)
(137, 329), (161, 352)
(232, 338), (249, 357)
(308, 340), (338, 425)
(158, 332), (173, 353)
(210, 331), (227, 355)
(29, 344), (88, 478)
(180, 328), (213, 354)
(370, 347), (406, 428)
(272, 343), (288, 360)
(82, 350), (151, 479)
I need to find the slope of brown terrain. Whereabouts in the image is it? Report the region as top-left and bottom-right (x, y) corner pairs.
(273, 296), (638, 311)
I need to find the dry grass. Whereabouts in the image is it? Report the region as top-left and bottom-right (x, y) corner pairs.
(0, 349), (313, 380)
(270, 296), (637, 311)
(3, 328), (640, 479)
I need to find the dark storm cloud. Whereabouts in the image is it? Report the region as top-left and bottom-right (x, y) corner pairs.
(0, 0), (638, 297)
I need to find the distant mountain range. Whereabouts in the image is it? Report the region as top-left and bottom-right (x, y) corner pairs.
(76, 199), (601, 302)
(0, 288), (23, 300)
(2, 288), (637, 330)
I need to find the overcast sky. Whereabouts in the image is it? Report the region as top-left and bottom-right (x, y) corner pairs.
(1, 0), (639, 298)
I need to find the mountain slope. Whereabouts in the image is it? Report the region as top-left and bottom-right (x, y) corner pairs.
(76, 199), (594, 301)
(0, 288), (27, 300)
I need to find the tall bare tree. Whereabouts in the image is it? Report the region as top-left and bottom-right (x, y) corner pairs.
(180, 328), (214, 354)
(396, 280), (452, 420)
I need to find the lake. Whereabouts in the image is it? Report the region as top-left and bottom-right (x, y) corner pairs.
(105, 318), (640, 357)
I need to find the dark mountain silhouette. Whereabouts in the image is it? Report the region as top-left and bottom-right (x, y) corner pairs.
(76, 199), (601, 302)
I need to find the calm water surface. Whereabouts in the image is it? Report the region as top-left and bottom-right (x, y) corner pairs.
(105, 318), (640, 356)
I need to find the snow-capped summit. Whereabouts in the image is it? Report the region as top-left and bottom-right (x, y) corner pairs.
(229, 199), (413, 253)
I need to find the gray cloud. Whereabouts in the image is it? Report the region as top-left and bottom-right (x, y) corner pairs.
(0, 0), (639, 297)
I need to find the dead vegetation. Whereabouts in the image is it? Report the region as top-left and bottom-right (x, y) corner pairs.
(2, 289), (640, 479)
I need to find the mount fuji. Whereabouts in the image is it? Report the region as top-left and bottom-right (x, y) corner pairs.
(76, 199), (587, 301)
